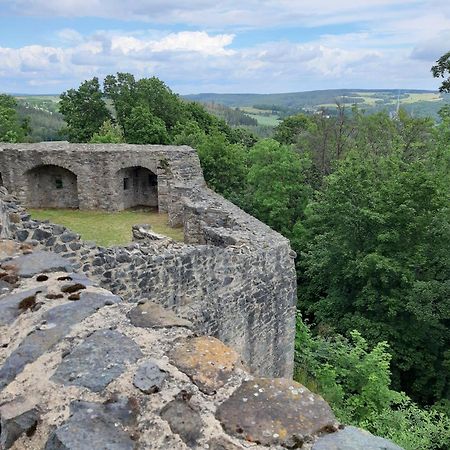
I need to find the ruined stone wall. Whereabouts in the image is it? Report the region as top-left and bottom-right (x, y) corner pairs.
(0, 143), (205, 214)
(118, 167), (158, 209)
(0, 184), (297, 378)
(26, 165), (79, 208)
(0, 239), (403, 450)
(0, 143), (297, 377)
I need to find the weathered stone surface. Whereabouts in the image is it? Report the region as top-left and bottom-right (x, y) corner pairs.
(127, 301), (192, 329)
(169, 337), (241, 394)
(70, 396), (139, 428)
(312, 426), (404, 450)
(60, 282), (86, 293)
(0, 398), (40, 449)
(0, 287), (45, 325)
(160, 398), (204, 447)
(0, 292), (121, 390)
(52, 329), (142, 392)
(216, 378), (338, 448)
(1, 143), (298, 380)
(45, 408), (135, 450)
(133, 360), (167, 394)
(59, 272), (95, 287)
(132, 224), (171, 241)
(0, 240), (21, 260)
(5, 251), (72, 278)
(208, 436), (244, 450)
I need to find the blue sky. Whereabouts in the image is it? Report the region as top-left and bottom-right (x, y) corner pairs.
(0, 0), (449, 94)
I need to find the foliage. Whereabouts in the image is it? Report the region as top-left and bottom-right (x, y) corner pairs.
(134, 77), (186, 131)
(295, 315), (402, 424)
(432, 50), (450, 93)
(295, 315), (450, 450)
(274, 113), (314, 145)
(245, 139), (312, 236)
(297, 148), (450, 405)
(90, 119), (124, 143)
(103, 72), (137, 135)
(15, 102), (66, 142)
(196, 130), (248, 202)
(124, 106), (170, 145)
(365, 398), (450, 450)
(0, 94), (28, 142)
(59, 78), (111, 142)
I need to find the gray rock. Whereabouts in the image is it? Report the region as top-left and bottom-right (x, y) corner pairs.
(60, 232), (78, 243)
(0, 398), (40, 449)
(51, 225), (65, 235)
(133, 360), (167, 394)
(59, 272), (96, 287)
(15, 229), (29, 242)
(70, 396), (139, 427)
(31, 228), (52, 241)
(127, 301), (192, 329)
(312, 426), (404, 450)
(45, 408), (135, 450)
(0, 287), (46, 326)
(216, 378), (338, 448)
(52, 329), (142, 392)
(5, 251), (72, 278)
(0, 292), (121, 390)
(160, 398), (204, 447)
(208, 437), (244, 450)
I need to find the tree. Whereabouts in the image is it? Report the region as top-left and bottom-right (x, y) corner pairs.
(196, 130), (248, 202)
(90, 119), (124, 143)
(431, 51), (450, 93)
(135, 77), (186, 131)
(297, 148), (450, 405)
(103, 73), (137, 136)
(274, 113), (314, 145)
(124, 105), (170, 144)
(245, 139), (312, 236)
(0, 94), (28, 142)
(295, 315), (450, 450)
(59, 77), (111, 142)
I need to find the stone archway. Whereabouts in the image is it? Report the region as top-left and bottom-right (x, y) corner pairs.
(25, 165), (79, 208)
(117, 166), (158, 210)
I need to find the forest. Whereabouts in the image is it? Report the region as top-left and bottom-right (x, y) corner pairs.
(0, 53), (450, 449)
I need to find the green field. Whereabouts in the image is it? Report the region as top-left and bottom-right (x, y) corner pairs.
(186, 89), (450, 120)
(29, 209), (184, 246)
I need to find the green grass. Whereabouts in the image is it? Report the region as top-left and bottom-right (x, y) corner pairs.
(401, 93), (443, 104)
(29, 208), (184, 246)
(247, 113), (280, 126)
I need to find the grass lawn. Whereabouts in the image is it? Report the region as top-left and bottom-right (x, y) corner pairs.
(29, 208), (184, 247)
(247, 113), (281, 126)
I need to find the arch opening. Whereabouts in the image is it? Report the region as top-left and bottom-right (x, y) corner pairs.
(0, 173), (3, 187)
(25, 165), (79, 209)
(117, 166), (158, 210)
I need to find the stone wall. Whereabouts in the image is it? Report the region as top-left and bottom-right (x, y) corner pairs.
(0, 143), (205, 214)
(0, 241), (404, 449)
(26, 164), (79, 209)
(0, 143), (297, 377)
(2, 184), (297, 378)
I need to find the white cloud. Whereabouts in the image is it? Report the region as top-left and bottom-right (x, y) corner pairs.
(0, 1), (448, 92)
(0, 0), (440, 28)
(1, 28), (438, 94)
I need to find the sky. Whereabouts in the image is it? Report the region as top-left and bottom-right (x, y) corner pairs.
(0, 0), (449, 94)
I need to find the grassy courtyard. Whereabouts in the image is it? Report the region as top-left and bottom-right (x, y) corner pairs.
(29, 208), (184, 246)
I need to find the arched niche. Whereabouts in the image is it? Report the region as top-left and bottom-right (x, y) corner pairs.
(117, 166), (158, 210)
(25, 164), (79, 208)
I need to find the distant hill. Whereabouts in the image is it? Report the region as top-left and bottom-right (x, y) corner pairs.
(185, 89), (450, 123)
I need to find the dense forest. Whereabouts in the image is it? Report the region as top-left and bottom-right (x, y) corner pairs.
(1, 53), (450, 449)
